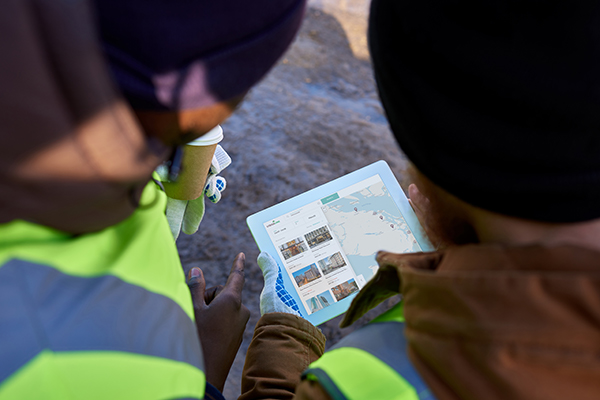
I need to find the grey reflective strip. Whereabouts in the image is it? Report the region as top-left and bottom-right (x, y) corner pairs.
(301, 368), (348, 400)
(330, 321), (436, 400)
(0, 259), (203, 384)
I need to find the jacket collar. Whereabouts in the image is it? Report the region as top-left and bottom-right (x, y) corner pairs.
(341, 244), (600, 328)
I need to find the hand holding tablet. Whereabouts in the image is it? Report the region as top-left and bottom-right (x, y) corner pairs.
(247, 161), (433, 325)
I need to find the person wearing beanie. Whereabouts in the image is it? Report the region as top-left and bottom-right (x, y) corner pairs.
(0, 0), (305, 399)
(93, 0), (308, 239)
(238, 1), (600, 399)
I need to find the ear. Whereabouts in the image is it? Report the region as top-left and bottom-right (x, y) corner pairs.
(407, 164), (479, 247)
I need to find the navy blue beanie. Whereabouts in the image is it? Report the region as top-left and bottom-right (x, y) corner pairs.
(94, 0), (306, 110)
(369, 0), (600, 222)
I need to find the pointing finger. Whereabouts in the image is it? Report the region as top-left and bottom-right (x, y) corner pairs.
(223, 253), (245, 295)
(187, 267), (207, 309)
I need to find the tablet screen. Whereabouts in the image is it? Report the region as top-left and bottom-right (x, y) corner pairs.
(263, 174), (422, 316)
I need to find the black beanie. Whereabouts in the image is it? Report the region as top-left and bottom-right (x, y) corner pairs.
(369, 0), (600, 222)
(94, 0), (306, 110)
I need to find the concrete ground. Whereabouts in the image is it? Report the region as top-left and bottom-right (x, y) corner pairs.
(177, 1), (410, 398)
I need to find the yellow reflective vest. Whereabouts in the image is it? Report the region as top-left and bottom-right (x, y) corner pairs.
(0, 183), (205, 399)
(303, 303), (436, 400)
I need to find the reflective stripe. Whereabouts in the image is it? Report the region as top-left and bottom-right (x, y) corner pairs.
(303, 302), (436, 400)
(304, 367), (349, 400)
(0, 350), (205, 400)
(305, 347), (419, 400)
(0, 183), (195, 321)
(330, 322), (434, 399)
(0, 259), (203, 385)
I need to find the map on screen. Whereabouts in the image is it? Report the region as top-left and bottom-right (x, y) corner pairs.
(263, 174), (421, 316)
(323, 179), (421, 282)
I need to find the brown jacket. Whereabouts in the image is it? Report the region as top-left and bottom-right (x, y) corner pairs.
(240, 244), (600, 400)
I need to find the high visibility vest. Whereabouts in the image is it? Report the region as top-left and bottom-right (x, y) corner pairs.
(0, 182), (205, 399)
(302, 303), (436, 400)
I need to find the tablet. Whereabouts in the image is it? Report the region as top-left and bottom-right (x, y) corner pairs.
(246, 160), (433, 326)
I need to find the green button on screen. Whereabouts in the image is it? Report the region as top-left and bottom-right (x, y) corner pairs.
(321, 193), (340, 205)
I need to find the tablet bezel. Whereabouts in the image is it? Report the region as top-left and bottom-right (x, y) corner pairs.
(246, 160), (434, 326)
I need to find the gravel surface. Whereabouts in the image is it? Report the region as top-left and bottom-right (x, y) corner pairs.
(177, 2), (410, 398)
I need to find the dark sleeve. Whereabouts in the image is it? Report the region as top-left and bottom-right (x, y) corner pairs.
(238, 313), (329, 400)
(205, 382), (226, 400)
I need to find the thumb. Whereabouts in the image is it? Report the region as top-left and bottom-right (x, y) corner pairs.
(257, 252), (278, 282)
(408, 183), (428, 219)
(187, 267), (206, 309)
(181, 196), (205, 235)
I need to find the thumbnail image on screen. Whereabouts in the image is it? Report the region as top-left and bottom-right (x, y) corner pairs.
(279, 237), (309, 260)
(331, 278), (359, 301)
(317, 252), (347, 276)
(292, 263), (322, 288)
(306, 290), (335, 313)
(304, 225), (333, 249)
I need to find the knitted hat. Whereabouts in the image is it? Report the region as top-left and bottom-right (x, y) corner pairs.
(95, 0), (306, 110)
(369, 0), (600, 222)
